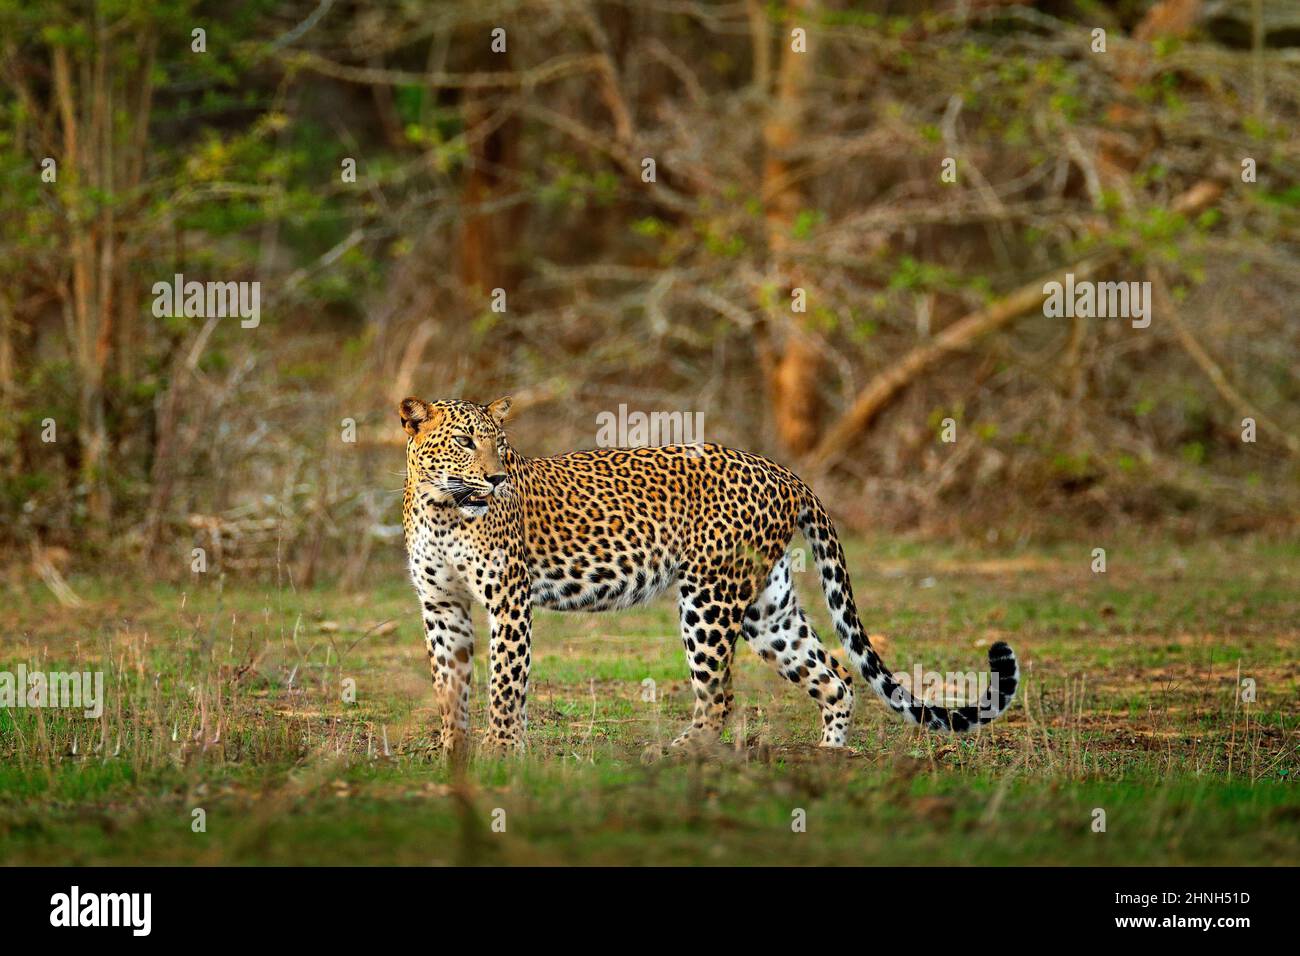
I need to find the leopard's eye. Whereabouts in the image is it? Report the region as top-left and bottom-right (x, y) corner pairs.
(453, 435), (476, 450)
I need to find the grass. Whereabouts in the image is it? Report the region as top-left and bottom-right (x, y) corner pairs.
(1, 534), (1297, 865)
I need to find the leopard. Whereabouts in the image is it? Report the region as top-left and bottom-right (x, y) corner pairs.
(399, 395), (1018, 755)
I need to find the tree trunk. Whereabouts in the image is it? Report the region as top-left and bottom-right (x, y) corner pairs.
(53, 43), (112, 533)
(47, 17), (157, 540)
(457, 38), (521, 299)
(760, 0), (819, 455)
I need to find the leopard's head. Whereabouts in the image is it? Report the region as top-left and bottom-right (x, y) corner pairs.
(399, 396), (512, 518)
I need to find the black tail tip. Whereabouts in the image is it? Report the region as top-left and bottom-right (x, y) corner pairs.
(987, 641), (1018, 686)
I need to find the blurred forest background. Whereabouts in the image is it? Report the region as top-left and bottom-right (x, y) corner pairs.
(2, 0), (1297, 588)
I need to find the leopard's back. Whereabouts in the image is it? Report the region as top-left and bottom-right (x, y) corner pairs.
(513, 443), (806, 611)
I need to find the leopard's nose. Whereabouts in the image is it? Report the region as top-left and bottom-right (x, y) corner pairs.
(487, 474), (508, 489)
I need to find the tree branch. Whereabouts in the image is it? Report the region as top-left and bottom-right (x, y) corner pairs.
(804, 180), (1226, 472)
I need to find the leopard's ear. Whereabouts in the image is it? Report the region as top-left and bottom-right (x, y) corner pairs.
(399, 397), (439, 437)
(486, 396), (513, 425)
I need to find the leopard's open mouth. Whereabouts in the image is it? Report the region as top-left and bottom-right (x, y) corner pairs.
(443, 478), (493, 510)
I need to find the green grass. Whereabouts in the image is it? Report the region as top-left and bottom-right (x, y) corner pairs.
(1, 534), (1297, 865)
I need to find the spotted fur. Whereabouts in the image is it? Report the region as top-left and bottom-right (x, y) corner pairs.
(400, 396), (1019, 754)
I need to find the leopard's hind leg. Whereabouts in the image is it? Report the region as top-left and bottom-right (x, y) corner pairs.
(670, 569), (750, 749)
(743, 554), (855, 747)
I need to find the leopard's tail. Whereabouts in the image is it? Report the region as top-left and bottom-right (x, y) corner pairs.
(797, 492), (1018, 732)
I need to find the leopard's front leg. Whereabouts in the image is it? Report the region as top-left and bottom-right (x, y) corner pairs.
(484, 577), (533, 753)
(484, 605), (532, 750)
(421, 593), (475, 756)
